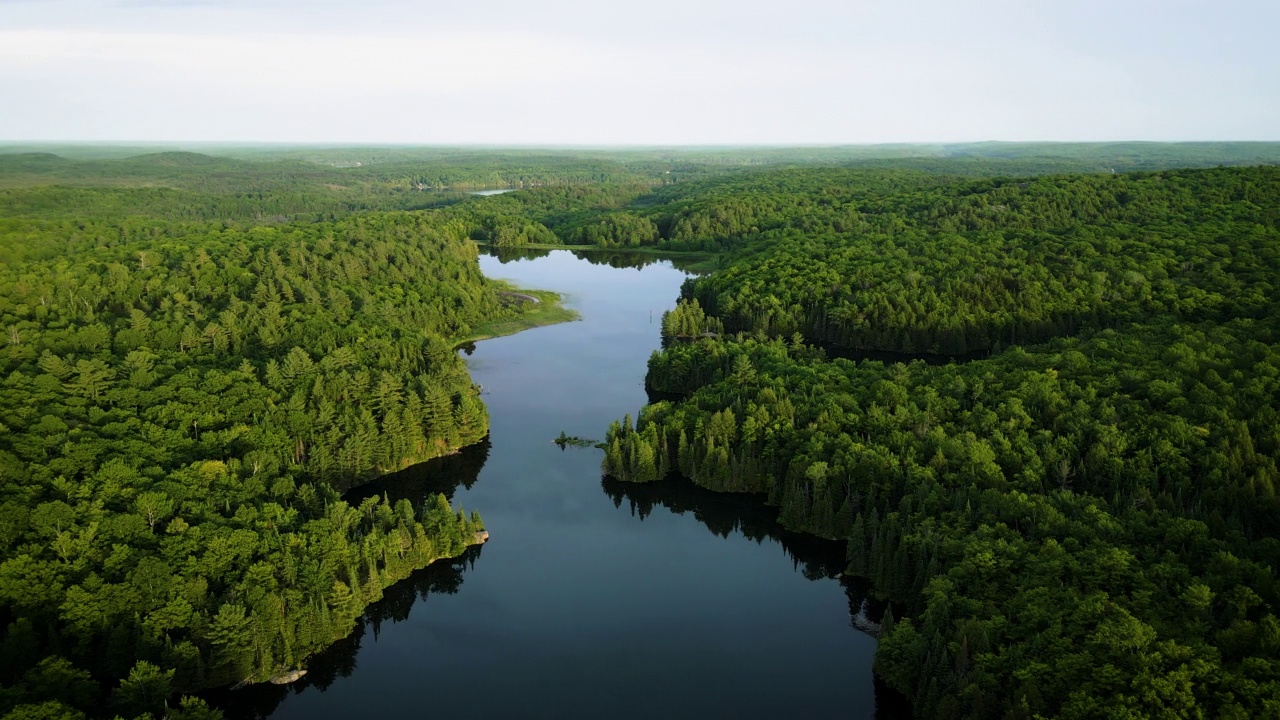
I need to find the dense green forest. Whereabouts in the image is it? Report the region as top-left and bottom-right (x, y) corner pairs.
(3, 144), (1280, 718)
(604, 165), (1280, 718)
(0, 163), (564, 718)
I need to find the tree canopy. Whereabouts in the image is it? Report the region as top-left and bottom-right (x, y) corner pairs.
(605, 165), (1280, 718)
(0, 176), (515, 718)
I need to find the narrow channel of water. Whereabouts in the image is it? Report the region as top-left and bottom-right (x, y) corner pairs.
(213, 249), (895, 719)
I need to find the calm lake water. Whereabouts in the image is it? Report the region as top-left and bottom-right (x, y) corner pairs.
(212, 249), (898, 719)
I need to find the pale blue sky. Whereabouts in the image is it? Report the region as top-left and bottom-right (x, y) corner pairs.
(0, 0), (1275, 144)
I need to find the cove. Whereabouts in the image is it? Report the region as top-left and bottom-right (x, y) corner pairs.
(210, 249), (899, 719)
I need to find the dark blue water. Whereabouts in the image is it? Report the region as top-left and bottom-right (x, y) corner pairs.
(214, 250), (893, 719)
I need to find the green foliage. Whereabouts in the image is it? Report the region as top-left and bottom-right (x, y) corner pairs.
(660, 299), (724, 342)
(606, 165), (1280, 717)
(6, 144), (1280, 717)
(0, 175), (505, 716)
(568, 166), (1280, 355)
(112, 661), (172, 718)
(563, 212), (660, 247)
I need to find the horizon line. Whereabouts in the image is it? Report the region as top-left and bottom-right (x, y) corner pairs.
(4, 139), (1280, 149)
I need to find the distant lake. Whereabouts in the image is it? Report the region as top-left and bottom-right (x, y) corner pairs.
(211, 249), (902, 719)
(470, 188), (516, 196)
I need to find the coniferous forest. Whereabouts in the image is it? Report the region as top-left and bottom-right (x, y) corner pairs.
(0, 158), (537, 719)
(603, 164), (1280, 718)
(1, 143), (1279, 719)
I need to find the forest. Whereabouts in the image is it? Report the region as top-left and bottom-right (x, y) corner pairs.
(0, 163), (553, 718)
(603, 164), (1280, 717)
(2, 143), (1280, 719)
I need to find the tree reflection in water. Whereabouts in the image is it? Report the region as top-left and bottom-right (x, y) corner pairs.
(207, 447), (490, 719)
(601, 473), (911, 719)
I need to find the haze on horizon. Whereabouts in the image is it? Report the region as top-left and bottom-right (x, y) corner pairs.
(0, 0), (1276, 146)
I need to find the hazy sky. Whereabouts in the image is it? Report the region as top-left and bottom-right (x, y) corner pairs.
(1, 0), (1276, 144)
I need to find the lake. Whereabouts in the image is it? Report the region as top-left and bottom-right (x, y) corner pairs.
(211, 249), (900, 719)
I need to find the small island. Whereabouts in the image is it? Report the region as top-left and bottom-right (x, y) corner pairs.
(553, 431), (600, 449)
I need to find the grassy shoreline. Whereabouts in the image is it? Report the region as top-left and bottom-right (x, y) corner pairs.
(454, 282), (579, 345)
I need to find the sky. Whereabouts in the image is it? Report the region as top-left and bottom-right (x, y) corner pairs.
(0, 0), (1276, 144)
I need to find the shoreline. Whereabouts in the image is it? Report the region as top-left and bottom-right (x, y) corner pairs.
(475, 241), (723, 273)
(223, 531), (491, 690)
(228, 285), (563, 691)
(452, 282), (580, 346)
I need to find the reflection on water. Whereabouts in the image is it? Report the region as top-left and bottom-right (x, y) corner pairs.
(206, 547), (483, 720)
(482, 244), (711, 273)
(602, 473), (910, 718)
(346, 440), (491, 507)
(210, 249), (895, 720)
(600, 472), (903, 630)
(484, 245), (553, 264)
(214, 462), (910, 719)
(209, 447), (494, 719)
(602, 474), (846, 579)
